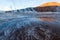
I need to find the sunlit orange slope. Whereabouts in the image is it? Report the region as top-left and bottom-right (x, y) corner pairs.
(40, 2), (60, 7)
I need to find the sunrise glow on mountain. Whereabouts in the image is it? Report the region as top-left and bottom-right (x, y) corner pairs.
(40, 2), (60, 7)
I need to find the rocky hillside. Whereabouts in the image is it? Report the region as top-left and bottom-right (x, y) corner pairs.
(16, 6), (60, 12)
(34, 6), (60, 12)
(5, 6), (60, 13)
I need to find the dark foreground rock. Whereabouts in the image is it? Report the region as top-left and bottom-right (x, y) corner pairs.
(0, 17), (60, 40)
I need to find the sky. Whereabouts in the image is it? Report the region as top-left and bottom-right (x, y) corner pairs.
(0, 0), (60, 11)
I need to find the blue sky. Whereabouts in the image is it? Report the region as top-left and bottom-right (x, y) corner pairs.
(0, 0), (60, 11)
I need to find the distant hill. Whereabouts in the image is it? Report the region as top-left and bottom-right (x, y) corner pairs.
(33, 2), (60, 12)
(5, 6), (60, 13)
(16, 6), (60, 12)
(34, 6), (60, 12)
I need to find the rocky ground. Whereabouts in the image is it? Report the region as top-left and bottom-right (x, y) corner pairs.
(0, 12), (60, 40)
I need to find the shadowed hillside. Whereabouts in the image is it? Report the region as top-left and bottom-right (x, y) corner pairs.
(34, 6), (60, 12)
(5, 6), (60, 13)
